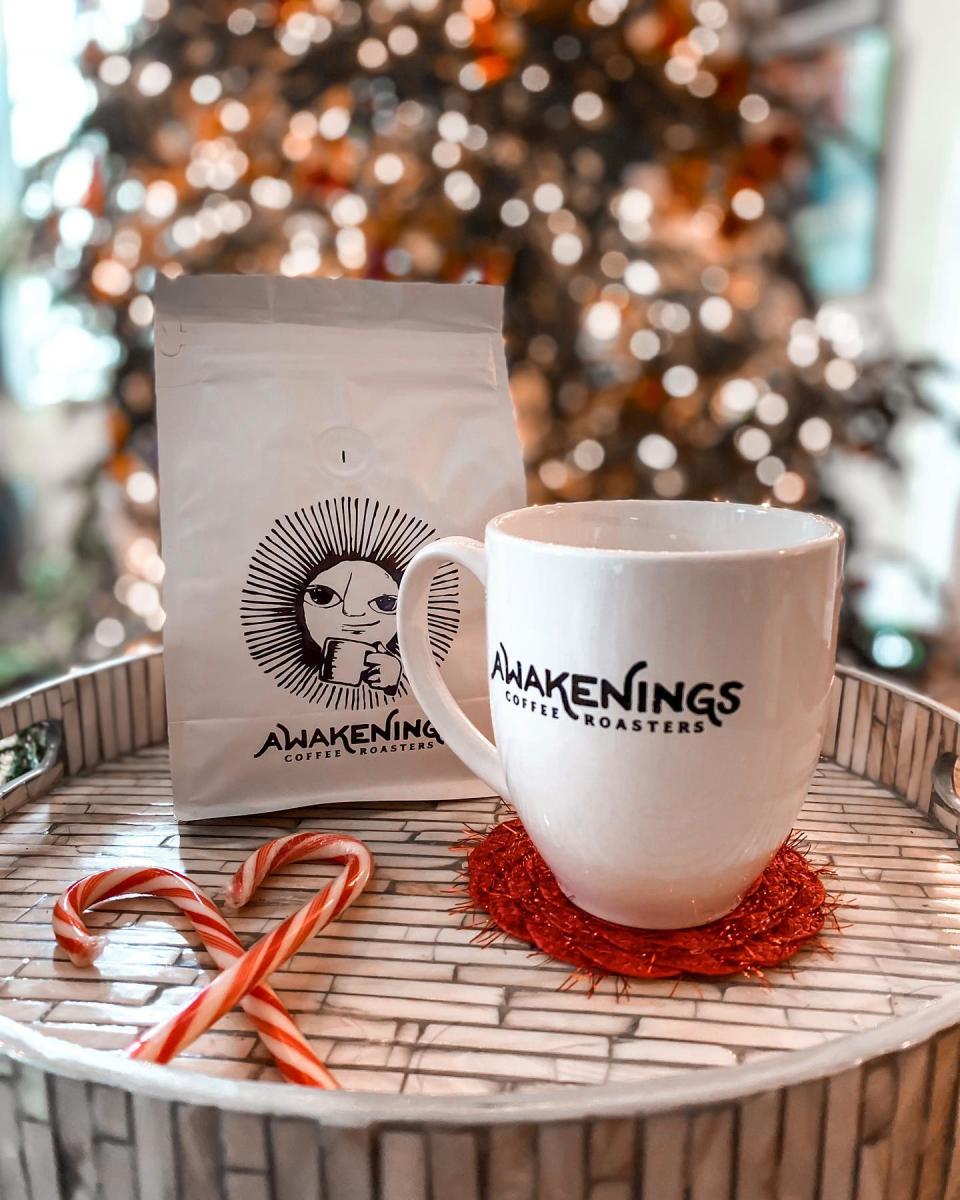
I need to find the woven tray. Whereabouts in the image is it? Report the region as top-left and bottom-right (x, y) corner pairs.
(0, 651), (959, 1199)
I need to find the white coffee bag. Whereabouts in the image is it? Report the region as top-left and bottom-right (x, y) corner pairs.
(154, 276), (525, 819)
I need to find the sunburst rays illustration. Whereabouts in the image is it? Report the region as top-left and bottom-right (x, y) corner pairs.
(241, 497), (460, 710)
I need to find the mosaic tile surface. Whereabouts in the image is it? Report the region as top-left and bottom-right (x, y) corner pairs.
(0, 750), (958, 1095)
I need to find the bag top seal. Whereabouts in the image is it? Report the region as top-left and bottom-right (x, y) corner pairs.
(154, 275), (504, 335)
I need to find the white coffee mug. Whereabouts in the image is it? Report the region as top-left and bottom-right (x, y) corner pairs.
(397, 500), (843, 929)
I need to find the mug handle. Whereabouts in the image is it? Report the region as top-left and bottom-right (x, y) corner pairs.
(397, 536), (510, 800)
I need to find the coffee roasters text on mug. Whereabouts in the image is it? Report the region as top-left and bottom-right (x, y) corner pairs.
(490, 643), (745, 734)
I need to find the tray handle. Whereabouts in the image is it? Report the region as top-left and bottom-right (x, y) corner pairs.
(0, 720), (64, 810)
(932, 751), (960, 821)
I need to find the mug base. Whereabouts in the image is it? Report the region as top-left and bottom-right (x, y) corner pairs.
(555, 876), (747, 931)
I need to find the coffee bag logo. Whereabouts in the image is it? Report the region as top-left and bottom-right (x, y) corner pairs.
(253, 708), (443, 761)
(491, 643), (744, 734)
(242, 497), (459, 710)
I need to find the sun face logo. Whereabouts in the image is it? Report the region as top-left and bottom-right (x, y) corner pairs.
(241, 497), (459, 710)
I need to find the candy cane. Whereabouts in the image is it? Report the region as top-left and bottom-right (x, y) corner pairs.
(222, 830), (369, 911)
(52, 865), (340, 1087)
(126, 835), (372, 1068)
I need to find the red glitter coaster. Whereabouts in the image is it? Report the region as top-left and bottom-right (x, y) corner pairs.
(458, 819), (837, 983)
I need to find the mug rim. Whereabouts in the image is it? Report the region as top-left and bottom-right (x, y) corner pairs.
(486, 499), (843, 561)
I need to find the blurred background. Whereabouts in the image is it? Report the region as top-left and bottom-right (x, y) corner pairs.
(1, 0), (960, 702)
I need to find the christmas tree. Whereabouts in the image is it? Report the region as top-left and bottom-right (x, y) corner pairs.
(23, 0), (920, 670)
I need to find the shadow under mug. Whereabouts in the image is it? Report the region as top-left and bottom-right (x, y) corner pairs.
(397, 500), (844, 929)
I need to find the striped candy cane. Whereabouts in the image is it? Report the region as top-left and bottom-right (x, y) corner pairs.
(53, 864), (340, 1087)
(222, 830), (370, 911)
(125, 835), (372, 1069)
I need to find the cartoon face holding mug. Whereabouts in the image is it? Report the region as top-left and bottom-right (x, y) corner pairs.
(300, 557), (403, 693)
